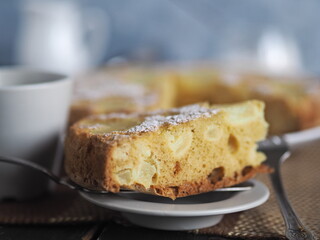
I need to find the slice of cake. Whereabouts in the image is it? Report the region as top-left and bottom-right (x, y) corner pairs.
(65, 100), (270, 199)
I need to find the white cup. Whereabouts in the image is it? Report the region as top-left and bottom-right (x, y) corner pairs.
(0, 67), (73, 200)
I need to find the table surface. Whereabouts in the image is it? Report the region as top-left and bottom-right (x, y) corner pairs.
(0, 223), (232, 240)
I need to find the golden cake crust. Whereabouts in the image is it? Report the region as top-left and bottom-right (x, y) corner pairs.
(132, 164), (270, 199)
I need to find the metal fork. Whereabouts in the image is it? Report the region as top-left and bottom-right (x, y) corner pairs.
(259, 136), (315, 240)
(0, 155), (252, 195)
(0, 155), (110, 194)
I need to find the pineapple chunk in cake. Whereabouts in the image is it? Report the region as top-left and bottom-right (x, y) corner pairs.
(65, 100), (270, 199)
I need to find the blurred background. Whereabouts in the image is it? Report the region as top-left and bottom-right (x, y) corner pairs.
(1, 0), (320, 76)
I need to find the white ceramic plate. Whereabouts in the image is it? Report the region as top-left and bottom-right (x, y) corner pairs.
(80, 179), (269, 231)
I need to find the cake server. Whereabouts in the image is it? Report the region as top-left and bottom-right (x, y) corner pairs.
(258, 127), (320, 240)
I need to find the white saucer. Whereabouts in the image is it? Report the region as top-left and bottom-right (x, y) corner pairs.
(80, 179), (269, 231)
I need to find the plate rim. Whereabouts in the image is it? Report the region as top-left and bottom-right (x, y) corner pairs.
(80, 179), (269, 217)
(283, 126), (320, 147)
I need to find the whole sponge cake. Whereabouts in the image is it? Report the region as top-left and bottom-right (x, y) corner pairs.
(65, 100), (270, 199)
(72, 64), (320, 135)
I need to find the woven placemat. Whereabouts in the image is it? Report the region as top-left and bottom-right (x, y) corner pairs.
(0, 140), (319, 239)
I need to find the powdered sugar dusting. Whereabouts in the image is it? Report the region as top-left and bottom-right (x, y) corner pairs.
(88, 112), (140, 120)
(73, 78), (158, 107)
(80, 104), (219, 135)
(221, 72), (241, 86)
(250, 84), (273, 95)
(79, 123), (105, 130)
(126, 104), (219, 133)
(74, 78), (144, 99)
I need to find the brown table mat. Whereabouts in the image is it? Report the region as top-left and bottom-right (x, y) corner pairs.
(0, 140), (319, 239)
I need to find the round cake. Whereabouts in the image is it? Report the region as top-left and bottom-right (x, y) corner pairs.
(70, 64), (320, 135)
